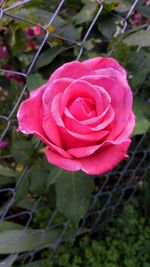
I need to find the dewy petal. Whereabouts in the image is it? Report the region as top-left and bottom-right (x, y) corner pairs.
(49, 61), (93, 82)
(17, 85), (45, 136)
(79, 140), (131, 175)
(83, 57), (127, 78)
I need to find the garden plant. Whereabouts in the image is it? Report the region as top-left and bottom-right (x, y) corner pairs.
(0, 0), (150, 266)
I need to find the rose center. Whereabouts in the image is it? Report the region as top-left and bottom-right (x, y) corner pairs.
(69, 97), (96, 120)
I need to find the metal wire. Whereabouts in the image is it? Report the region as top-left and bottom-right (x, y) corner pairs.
(0, 0), (149, 265)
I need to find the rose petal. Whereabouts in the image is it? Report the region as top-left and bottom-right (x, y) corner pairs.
(64, 105), (115, 133)
(67, 144), (102, 158)
(60, 80), (107, 116)
(45, 140), (130, 175)
(79, 140), (131, 175)
(49, 61), (93, 82)
(63, 110), (92, 134)
(45, 148), (81, 172)
(107, 111), (135, 144)
(17, 85), (45, 136)
(91, 106), (115, 131)
(59, 126), (109, 146)
(81, 75), (132, 139)
(69, 97), (96, 120)
(42, 79), (73, 146)
(83, 57), (127, 78)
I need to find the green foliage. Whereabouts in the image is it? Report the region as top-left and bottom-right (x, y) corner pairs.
(133, 97), (150, 136)
(55, 171), (94, 224)
(123, 30), (150, 47)
(27, 73), (46, 91)
(20, 199), (150, 267)
(0, 226), (61, 254)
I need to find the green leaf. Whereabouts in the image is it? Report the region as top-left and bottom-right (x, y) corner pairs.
(0, 165), (17, 177)
(15, 8), (65, 27)
(133, 97), (150, 136)
(98, 17), (116, 38)
(0, 176), (15, 187)
(123, 30), (150, 47)
(55, 171), (94, 224)
(127, 50), (150, 91)
(47, 166), (65, 186)
(29, 164), (48, 195)
(11, 141), (34, 165)
(103, 0), (132, 13)
(0, 221), (23, 232)
(136, 5), (150, 19)
(73, 2), (97, 25)
(27, 73), (46, 91)
(16, 197), (35, 211)
(15, 175), (29, 203)
(0, 228), (61, 254)
(34, 47), (64, 69)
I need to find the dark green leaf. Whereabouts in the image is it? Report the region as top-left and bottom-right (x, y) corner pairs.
(16, 197), (36, 211)
(127, 50), (150, 91)
(123, 30), (150, 47)
(0, 221), (23, 232)
(34, 47), (64, 69)
(11, 141), (34, 165)
(133, 97), (150, 136)
(73, 2), (97, 25)
(98, 17), (116, 38)
(15, 8), (65, 27)
(0, 176), (14, 187)
(27, 73), (46, 91)
(47, 166), (65, 186)
(56, 171), (94, 224)
(0, 228), (61, 254)
(15, 175), (29, 202)
(29, 164), (48, 195)
(0, 165), (17, 177)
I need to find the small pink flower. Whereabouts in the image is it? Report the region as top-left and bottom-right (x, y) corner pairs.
(34, 26), (42, 36)
(132, 12), (142, 26)
(24, 27), (35, 37)
(17, 57), (135, 175)
(0, 141), (9, 149)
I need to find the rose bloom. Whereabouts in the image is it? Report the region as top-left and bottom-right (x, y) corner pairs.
(17, 57), (135, 175)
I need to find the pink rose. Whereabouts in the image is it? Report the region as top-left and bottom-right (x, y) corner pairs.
(17, 57), (135, 175)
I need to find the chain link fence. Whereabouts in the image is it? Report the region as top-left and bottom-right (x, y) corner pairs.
(0, 0), (149, 266)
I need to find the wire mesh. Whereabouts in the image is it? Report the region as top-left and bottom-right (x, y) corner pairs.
(0, 0), (149, 265)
